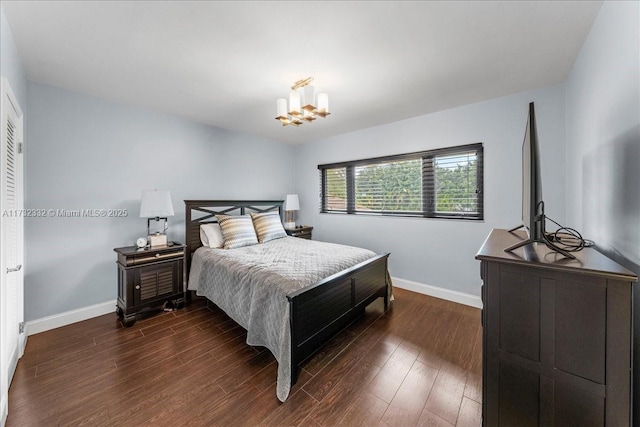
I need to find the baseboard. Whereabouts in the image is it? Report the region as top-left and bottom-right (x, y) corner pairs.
(18, 333), (26, 358)
(392, 276), (482, 309)
(21, 279), (480, 335)
(1, 394), (7, 427)
(25, 300), (117, 336)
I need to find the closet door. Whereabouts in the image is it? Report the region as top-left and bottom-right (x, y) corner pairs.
(0, 77), (25, 424)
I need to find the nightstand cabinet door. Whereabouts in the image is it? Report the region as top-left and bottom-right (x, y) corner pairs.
(134, 261), (181, 306)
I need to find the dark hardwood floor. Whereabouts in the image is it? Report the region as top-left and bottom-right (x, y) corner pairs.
(7, 288), (482, 426)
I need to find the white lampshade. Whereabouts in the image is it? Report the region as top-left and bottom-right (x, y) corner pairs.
(317, 93), (329, 113)
(276, 98), (288, 119)
(301, 85), (315, 110)
(285, 194), (300, 211)
(140, 190), (174, 218)
(289, 91), (301, 115)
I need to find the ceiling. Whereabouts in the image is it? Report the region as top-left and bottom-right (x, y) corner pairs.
(2, 1), (602, 145)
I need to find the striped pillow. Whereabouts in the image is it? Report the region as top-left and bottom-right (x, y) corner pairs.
(216, 214), (259, 249)
(251, 212), (287, 243)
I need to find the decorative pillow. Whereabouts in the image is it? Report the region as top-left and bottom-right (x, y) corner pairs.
(200, 223), (224, 249)
(251, 212), (287, 243)
(216, 214), (259, 249)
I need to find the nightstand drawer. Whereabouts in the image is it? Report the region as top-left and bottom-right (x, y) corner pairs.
(117, 246), (184, 267)
(291, 229), (311, 238)
(127, 248), (184, 266)
(286, 226), (313, 240)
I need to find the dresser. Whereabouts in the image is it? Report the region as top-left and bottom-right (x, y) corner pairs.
(476, 229), (637, 426)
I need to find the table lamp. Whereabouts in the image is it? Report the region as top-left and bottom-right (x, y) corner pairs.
(139, 190), (174, 247)
(284, 194), (300, 229)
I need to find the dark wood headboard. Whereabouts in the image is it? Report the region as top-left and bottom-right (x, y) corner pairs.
(184, 200), (284, 273)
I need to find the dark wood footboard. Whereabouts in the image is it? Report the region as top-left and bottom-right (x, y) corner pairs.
(287, 253), (390, 385)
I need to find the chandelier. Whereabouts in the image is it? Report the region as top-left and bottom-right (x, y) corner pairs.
(275, 77), (330, 127)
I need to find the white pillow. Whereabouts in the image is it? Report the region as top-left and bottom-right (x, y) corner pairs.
(200, 223), (224, 249)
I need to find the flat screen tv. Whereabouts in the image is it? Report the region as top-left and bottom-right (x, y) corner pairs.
(505, 102), (574, 259)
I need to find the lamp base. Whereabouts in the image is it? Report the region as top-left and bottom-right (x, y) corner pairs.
(284, 221), (296, 230)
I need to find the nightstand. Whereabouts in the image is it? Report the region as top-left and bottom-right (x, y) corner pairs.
(285, 226), (313, 240)
(114, 243), (186, 327)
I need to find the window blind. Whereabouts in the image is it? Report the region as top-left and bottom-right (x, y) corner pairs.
(354, 158), (422, 214)
(319, 143), (483, 220)
(321, 167), (347, 212)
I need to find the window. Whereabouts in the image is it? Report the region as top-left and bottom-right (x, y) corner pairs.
(319, 143), (483, 220)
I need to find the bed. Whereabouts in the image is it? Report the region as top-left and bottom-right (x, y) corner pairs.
(184, 200), (390, 401)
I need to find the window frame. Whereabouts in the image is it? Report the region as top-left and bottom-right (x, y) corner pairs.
(318, 143), (484, 220)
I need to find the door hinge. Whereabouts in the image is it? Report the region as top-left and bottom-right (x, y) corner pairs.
(18, 142), (23, 153)
(19, 322), (25, 334)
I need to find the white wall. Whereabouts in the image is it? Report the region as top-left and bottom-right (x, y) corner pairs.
(565, 1), (639, 269)
(25, 81), (296, 322)
(0, 7), (26, 111)
(564, 1), (639, 422)
(295, 84), (567, 298)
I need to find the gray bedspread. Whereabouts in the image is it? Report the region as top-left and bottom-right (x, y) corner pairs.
(187, 236), (378, 401)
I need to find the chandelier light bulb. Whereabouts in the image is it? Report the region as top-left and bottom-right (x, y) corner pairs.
(276, 98), (288, 119)
(289, 91), (301, 116)
(317, 92), (329, 114)
(302, 85), (315, 111)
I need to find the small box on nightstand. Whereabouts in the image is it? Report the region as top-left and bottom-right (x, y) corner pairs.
(148, 233), (167, 247)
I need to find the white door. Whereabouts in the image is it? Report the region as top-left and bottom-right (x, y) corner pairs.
(0, 77), (25, 425)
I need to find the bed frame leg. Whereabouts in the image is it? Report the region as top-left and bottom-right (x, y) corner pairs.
(290, 365), (299, 387)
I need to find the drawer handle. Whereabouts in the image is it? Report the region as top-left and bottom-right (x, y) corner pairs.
(135, 285), (140, 290)
(155, 253), (160, 258)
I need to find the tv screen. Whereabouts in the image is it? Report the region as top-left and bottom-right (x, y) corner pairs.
(504, 102), (546, 254)
(522, 102), (542, 241)
(505, 102), (576, 259)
